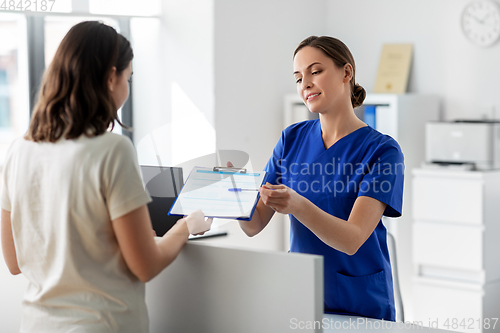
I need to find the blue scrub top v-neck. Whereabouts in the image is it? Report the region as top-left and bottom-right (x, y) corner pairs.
(264, 119), (404, 321)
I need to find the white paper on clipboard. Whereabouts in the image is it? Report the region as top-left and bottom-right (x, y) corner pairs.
(168, 167), (267, 220)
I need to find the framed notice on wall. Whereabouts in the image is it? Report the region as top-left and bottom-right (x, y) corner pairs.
(373, 44), (413, 94)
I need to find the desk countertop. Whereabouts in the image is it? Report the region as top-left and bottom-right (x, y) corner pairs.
(321, 314), (455, 332)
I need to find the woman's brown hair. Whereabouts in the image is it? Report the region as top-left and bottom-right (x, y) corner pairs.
(25, 21), (133, 142)
(294, 36), (365, 108)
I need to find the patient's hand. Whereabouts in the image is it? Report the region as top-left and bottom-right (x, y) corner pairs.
(186, 209), (213, 235)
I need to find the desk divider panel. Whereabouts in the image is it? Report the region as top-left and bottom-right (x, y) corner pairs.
(146, 242), (324, 333)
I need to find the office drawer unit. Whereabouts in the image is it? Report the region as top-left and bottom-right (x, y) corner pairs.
(412, 168), (500, 333)
(414, 221), (484, 273)
(414, 277), (500, 332)
(413, 174), (483, 225)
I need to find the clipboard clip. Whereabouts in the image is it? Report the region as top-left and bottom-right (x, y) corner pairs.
(213, 166), (247, 174)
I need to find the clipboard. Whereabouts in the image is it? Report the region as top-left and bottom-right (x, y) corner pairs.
(168, 166), (267, 220)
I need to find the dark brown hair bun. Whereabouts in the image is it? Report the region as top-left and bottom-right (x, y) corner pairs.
(352, 83), (366, 108)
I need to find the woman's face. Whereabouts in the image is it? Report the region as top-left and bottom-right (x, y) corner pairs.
(109, 61), (132, 110)
(293, 46), (351, 114)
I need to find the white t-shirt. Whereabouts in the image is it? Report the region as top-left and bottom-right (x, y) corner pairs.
(1, 132), (152, 333)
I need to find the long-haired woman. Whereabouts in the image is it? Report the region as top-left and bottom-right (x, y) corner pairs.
(1, 21), (206, 332)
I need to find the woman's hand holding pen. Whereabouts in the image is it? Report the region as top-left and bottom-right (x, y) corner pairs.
(225, 161), (304, 216)
(259, 182), (304, 216)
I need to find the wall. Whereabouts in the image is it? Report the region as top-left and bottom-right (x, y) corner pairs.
(135, 0), (216, 169)
(214, 0), (327, 170)
(326, 0), (500, 120)
(212, 0), (327, 251)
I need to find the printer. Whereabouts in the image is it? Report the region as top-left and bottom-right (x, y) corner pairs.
(426, 120), (500, 170)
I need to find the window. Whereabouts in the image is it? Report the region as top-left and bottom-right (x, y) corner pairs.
(0, 13), (29, 164)
(0, 2), (168, 166)
(0, 70), (11, 128)
(89, 0), (161, 17)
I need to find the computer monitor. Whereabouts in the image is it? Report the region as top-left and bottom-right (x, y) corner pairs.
(140, 165), (184, 236)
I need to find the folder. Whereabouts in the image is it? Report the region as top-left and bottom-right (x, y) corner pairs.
(168, 166), (267, 220)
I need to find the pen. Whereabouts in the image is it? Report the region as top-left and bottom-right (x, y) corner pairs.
(228, 188), (259, 192)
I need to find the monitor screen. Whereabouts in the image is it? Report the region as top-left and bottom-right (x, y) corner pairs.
(140, 165), (184, 236)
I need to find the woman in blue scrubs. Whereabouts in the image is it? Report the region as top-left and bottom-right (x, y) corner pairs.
(238, 36), (404, 321)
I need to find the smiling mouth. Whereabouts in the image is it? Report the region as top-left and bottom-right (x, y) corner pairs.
(307, 93), (321, 101)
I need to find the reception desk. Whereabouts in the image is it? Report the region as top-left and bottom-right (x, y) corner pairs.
(146, 242), (454, 333)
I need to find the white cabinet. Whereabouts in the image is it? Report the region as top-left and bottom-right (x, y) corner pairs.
(412, 168), (500, 332)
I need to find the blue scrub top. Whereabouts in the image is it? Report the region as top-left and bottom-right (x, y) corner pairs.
(264, 119), (404, 321)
